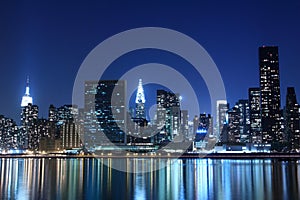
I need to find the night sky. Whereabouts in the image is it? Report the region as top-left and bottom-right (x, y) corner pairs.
(0, 0), (300, 123)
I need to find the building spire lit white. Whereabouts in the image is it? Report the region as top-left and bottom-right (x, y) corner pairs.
(135, 79), (145, 104)
(21, 76), (33, 107)
(135, 79), (146, 119)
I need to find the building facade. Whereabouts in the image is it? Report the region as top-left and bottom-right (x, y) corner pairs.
(259, 46), (282, 146)
(249, 88), (262, 143)
(284, 87), (300, 150)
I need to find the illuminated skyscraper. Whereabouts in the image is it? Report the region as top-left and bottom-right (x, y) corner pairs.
(237, 99), (250, 143)
(135, 79), (146, 119)
(21, 76), (33, 107)
(259, 46), (282, 145)
(21, 103), (39, 150)
(156, 90), (180, 142)
(227, 105), (240, 142)
(249, 88), (261, 143)
(84, 80), (127, 146)
(216, 100), (229, 140)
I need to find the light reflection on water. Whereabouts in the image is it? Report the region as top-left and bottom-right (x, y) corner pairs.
(0, 158), (299, 200)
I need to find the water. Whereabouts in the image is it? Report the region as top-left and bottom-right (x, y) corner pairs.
(0, 158), (299, 200)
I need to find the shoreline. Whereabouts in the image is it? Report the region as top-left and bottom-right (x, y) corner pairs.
(0, 152), (300, 160)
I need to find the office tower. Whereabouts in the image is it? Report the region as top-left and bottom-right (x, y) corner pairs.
(227, 105), (240, 143)
(0, 115), (18, 150)
(21, 103), (39, 150)
(84, 81), (103, 147)
(21, 76), (33, 107)
(223, 100), (250, 144)
(259, 46), (282, 145)
(135, 79), (146, 119)
(249, 88), (262, 143)
(216, 100), (229, 141)
(85, 80), (126, 145)
(127, 79), (151, 145)
(237, 99), (250, 143)
(284, 87), (300, 150)
(180, 110), (189, 140)
(156, 90), (181, 142)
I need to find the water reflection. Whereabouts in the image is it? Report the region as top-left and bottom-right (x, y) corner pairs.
(0, 158), (300, 199)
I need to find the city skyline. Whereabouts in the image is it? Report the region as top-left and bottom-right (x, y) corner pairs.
(1, 43), (300, 153)
(1, 2), (300, 200)
(0, 1), (300, 121)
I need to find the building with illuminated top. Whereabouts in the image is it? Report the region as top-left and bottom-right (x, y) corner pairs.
(21, 76), (33, 107)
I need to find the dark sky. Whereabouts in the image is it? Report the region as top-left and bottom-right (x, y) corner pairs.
(0, 0), (300, 123)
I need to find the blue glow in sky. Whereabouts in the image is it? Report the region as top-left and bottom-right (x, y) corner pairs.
(0, 1), (299, 122)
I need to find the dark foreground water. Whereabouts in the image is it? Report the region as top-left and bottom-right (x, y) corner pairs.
(0, 158), (299, 200)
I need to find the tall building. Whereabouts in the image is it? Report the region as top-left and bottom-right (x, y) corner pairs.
(216, 100), (229, 141)
(259, 46), (282, 145)
(21, 103), (39, 150)
(284, 87), (300, 150)
(21, 76), (33, 107)
(156, 90), (181, 142)
(84, 80), (126, 146)
(249, 88), (262, 143)
(237, 99), (250, 143)
(227, 105), (240, 143)
(135, 79), (146, 119)
(180, 110), (189, 140)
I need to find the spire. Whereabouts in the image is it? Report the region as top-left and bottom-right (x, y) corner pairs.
(25, 76), (30, 96)
(21, 76), (33, 107)
(135, 79), (146, 104)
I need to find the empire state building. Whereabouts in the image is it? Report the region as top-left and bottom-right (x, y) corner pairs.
(21, 76), (33, 107)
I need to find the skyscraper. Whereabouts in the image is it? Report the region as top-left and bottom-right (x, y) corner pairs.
(216, 100), (229, 141)
(237, 99), (250, 143)
(84, 80), (127, 146)
(21, 103), (39, 150)
(259, 46), (282, 145)
(180, 110), (189, 140)
(135, 79), (146, 119)
(156, 90), (181, 142)
(227, 105), (240, 143)
(284, 87), (300, 150)
(21, 76), (33, 107)
(249, 88), (262, 143)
